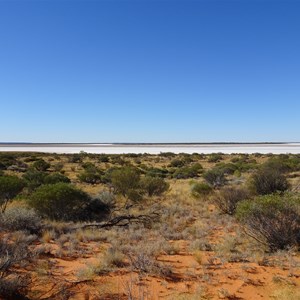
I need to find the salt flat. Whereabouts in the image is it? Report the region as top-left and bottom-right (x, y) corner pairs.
(0, 143), (300, 154)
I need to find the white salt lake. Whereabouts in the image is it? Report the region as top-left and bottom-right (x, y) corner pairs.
(0, 143), (300, 154)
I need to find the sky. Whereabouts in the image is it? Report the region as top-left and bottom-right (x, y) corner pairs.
(0, 0), (300, 143)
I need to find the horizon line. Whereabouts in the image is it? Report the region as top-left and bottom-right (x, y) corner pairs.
(1, 142), (299, 145)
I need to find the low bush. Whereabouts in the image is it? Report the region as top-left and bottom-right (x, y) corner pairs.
(191, 182), (213, 198)
(145, 167), (169, 178)
(236, 193), (300, 251)
(203, 168), (227, 187)
(169, 159), (185, 168)
(250, 167), (289, 195)
(68, 153), (82, 163)
(172, 163), (202, 179)
(159, 152), (176, 157)
(98, 154), (110, 163)
(208, 153), (223, 163)
(44, 173), (70, 184)
(0, 232), (35, 299)
(215, 163), (238, 175)
(0, 206), (42, 234)
(0, 153), (17, 168)
(213, 187), (249, 215)
(140, 176), (169, 196)
(22, 170), (47, 192)
(78, 170), (102, 184)
(53, 162), (64, 172)
(32, 159), (50, 172)
(264, 155), (300, 173)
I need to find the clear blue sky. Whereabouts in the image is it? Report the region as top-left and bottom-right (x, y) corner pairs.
(0, 0), (299, 143)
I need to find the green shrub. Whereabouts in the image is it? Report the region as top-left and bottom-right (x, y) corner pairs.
(78, 170), (102, 184)
(263, 155), (300, 173)
(68, 153), (82, 163)
(22, 170), (47, 191)
(28, 183), (90, 221)
(217, 163), (239, 175)
(172, 163), (202, 179)
(98, 154), (110, 163)
(159, 152), (176, 157)
(203, 168), (227, 187)
(0, 153), (17, 168)
(208, 153), (223, 163)
(140, 176), (169, 196)
(78, 163), (104, 184)
(44, 173), (70, 184)
(169, 159), (185, 168)
(250, 167), (289, 195)
(81, 162), (97, 171)
(32, 159), (50, 172)
(236, 193), (300, 251)
(110, 155), (126, 165)
(24, 155), (39, 162)
(145, 167), (169, 178)
(191, 182), (213, 198)
(0, 176), (25, 213)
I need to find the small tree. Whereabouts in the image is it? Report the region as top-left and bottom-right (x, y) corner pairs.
(28, 183), (90, 221)
(0, 176), (25, 213)
(236, 193), (300, 251)
(110, 167), (141, 197)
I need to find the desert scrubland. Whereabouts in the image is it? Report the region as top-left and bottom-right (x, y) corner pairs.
(0, 151), (299, 299)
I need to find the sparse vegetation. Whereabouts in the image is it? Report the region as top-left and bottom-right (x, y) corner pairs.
(0, 151), (299, 299)
(236, 193), (300, 251)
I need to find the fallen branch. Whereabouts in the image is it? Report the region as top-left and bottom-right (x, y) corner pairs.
(73, 211), (160, 231)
